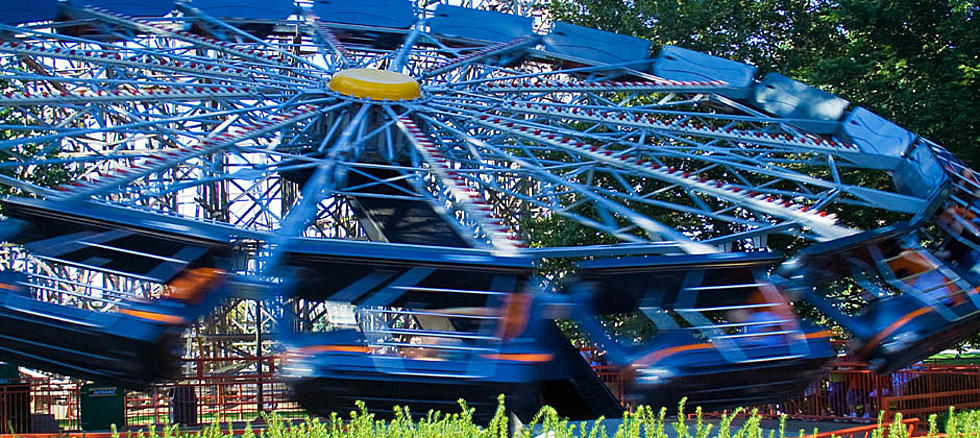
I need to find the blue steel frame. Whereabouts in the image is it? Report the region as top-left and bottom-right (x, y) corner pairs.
(0, 0), (974, 388)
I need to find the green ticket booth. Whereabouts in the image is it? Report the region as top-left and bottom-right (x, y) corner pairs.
(80, 384), (125, 431)
(0, 362), (20, 384)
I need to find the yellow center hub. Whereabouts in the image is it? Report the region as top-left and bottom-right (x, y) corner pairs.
(328, 68), (421, 101)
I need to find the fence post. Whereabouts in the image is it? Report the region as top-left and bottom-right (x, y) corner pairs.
(153, 385), (160, 425)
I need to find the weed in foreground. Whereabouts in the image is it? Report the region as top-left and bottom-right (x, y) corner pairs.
(101, 397), (958, 438)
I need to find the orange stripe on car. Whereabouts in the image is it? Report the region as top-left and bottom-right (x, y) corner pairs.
(165, 267), (226, 304)
(119, 309), (186, 325)
(805, 330), (832, 339)
(857, 306), (933, 357)
(496, 293), (532, 341)
(480, 353), (554, 362)
(299, 345), (371, 354)
(634, 342), (714, 367)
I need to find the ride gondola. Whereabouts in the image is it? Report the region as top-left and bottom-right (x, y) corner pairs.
(277, 237), (622, 422)
(777, 223), (980, 374)
(570, 252), (834, 410)
(0, 197), (248, 386)
(929, 151), (980, 283)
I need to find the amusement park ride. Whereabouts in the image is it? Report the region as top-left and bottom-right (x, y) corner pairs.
(0, 0), (977, 422)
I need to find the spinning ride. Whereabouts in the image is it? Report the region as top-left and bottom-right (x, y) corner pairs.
(572, 252), (835, 410)
(0, 0), (974, 415)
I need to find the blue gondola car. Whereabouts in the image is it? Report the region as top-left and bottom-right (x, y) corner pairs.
(778, 223), (980, 374)
(424, 4), (538, 72)
(277, 238), (621, 422)
(930, 150), (980, 258)
(2, 0), (59, 25)
(309, 0), (414, 50)
(182, 0), (295, 40)
(541, 22), (652, 72)
(0, 197), (246, 386)
(55, 0), (176, 40)
(571, 252), (835, 410)
(0, 270), (186, 387)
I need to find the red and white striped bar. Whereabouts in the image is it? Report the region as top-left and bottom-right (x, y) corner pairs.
(480, 78), (732, 94)
(0, 42), (270, 83)
(55, 105), (320, 198)
(308, 15), (352, 61)
(396, 117), (523, 254)
(0, 85), (270, 105)
(476, 114), (855, 239)
(501, 101), (859, 152)
(82, 6), (292, 67)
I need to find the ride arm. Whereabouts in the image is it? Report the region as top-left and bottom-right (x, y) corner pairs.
(0, 217), (28, 242)
(567, 282), (631, 364)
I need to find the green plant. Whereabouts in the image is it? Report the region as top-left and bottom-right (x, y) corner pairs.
(107, 399), (980, 438)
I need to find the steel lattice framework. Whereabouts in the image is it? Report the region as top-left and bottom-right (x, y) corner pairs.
(0, 0), (962, 369)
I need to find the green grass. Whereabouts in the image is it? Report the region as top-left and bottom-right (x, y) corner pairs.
(924, 352), (980, 366)
(127, 410), (308, 426)
(928, 352), (980, 360)
(105, 398), (979, 438)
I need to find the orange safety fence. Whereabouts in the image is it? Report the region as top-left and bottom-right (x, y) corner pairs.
(0, 426), (260, 438)
(0, 383), (31, 434)
(125, 356), (304, 427)
(3, 354), (980, 434)
(777, 363), (980, 421)
(0, 356), (303, 434)
(789, 418), (920, 438)
(582, 355), (980, 422)
(592, 365), (629, 405)
(0, 377), (80, 434)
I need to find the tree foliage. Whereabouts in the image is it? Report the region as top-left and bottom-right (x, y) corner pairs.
(547, 0), (980, 167)
(0, 108), (76, 197)
(542, 1), (980, 348)
(799, 1), (980, 166)
(547, 0), (837, 73)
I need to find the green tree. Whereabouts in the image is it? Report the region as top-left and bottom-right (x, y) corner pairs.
(0, 108), (76, 197)
(546, 0), (838, 73)
(797, 0), (980, 166)
(547, 0), (980, 167)
(543, 0), (980, 349)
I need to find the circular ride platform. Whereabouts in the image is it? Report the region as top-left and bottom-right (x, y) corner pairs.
(0, 0), (974, 420)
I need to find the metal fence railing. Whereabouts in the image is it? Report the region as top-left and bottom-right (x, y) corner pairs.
(584, 357), (980, 421)
(0, 356), (302, 433)
(125, 356), (303, 427)
(4, 356), (980, 433)
(777, 362), (980, 421)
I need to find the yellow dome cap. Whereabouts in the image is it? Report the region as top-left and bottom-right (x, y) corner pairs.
(328, 68), (421, 101)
